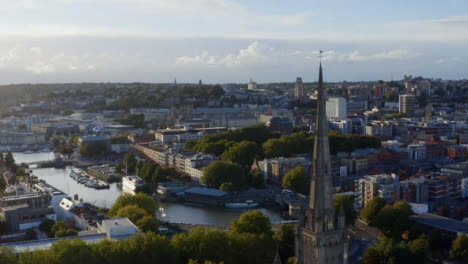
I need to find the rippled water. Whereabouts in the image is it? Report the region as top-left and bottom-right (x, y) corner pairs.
(13, 152), (283, 226)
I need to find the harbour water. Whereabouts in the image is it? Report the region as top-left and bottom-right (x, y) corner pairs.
(13, 152), (283, 226)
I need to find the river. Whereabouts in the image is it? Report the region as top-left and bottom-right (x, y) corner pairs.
(13, 152), (283, 226)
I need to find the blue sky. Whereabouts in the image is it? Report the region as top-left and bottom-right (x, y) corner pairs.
(0, 0), (467, 83)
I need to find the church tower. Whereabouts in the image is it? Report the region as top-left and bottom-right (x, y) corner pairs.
(296, 61), (348, 264)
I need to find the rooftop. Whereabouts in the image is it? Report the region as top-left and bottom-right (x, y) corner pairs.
(80, 135), (109, 142)
(410, 213), (468, 234)
(184, 187), (227, 197)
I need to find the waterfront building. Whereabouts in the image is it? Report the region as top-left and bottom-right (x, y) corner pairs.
(0, 132), (46, 146)
(31, 122), (80, 138)
(0, 192), (56, 232)
(183, 187), (227, 206)
(5, 217), (139, 253)
(78, 135), (111, 152)
(295, 62), (348, 264)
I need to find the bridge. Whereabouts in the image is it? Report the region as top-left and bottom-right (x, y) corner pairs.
(26, 159), (73, 168)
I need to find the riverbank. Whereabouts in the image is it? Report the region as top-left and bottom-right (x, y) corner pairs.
(13, 152), (284, 227)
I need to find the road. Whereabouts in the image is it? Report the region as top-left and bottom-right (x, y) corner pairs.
(347, 220), (380, 264)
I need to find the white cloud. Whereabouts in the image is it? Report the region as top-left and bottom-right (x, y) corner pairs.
(176, 41), (277, 67)
(345, 49), (418, 62)
(25, 61), (56, 74)
(436, 57), (462, 64)
(176, 42), (421, 71)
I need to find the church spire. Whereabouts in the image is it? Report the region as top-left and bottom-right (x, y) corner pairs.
(308, 61), (334, 231)
(295, 60), (348, 264)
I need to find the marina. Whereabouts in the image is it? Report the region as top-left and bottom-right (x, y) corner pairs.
(13, 152), (284, 226)
(69, 168), (110, 189)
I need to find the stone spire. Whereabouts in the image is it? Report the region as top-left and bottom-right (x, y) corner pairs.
(296, 61), (348, 264)
(308, 62), (334, 233)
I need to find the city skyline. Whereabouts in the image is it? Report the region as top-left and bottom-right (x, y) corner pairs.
(0, 0), (467, 83)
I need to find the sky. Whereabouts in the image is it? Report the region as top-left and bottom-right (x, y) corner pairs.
(0, 0), (467, 84)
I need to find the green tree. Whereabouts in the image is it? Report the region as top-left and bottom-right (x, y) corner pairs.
(109, 193), (157, 216)
(202, 161), (245, 190)
(221, 140), (259, 168)
(115, 163), (124, 174)
(172, 227), (230, 264)
(78, 141), (109, 157)
(62, 109), (74, 116)
(184, 139), (197, 151)
(250, 170), (264, 188)
(282, 166), (308, 195)
(362, 247), (382, 264)
(49, 220), (70, 237)
(69, 136), (80, 146)
(219, 182), (234, 193)
(275, 224), (295, 263)
(408, 234), (430, 263)
(230, 210), (273, 237)
(450, 232), (468, 261)
(360, 197), (387, 225)
(4, 152), (15, 170)
(46, 239), (97, 264)
(115, 204), (149, 223)
(228, 231), (276, 264)
(136, 215), (160, 232)
(52, 136), (65, 147)
(333, 194), (357, 227)
(55, 228), (78, 238)
(123, 152), (137, 174)
(16, 167), (26, 177)
(386, 90), (397, 101)
(140, 161), (158, 183)
(0, 246), (16, 264)
(39, 219), (55, 234)
(152, 166), (179, 184)
(374, 201), (413, 239)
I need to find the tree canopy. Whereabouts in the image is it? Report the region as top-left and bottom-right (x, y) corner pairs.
(450, 232), (468, 261)
(108, 193), (157, 216)
(221, 140), (260, 168)
(282, 166), (308, 195)
(202, 161), (245, 190)
(333, 194), (357, 227)
(360, 197), (387, 225)
(229, 210), (273, 237)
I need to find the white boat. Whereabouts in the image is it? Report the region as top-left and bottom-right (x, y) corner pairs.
(225, 200), (260, 209)
(122, 176), (146, 191)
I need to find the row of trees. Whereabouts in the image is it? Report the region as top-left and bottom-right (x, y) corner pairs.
(0, 210), (295, 264)
(187, 127), (381, 160)
(84, 84), (224, 113)
(360, 197), (468, 263)
(78, 141), (110, 157)
(187, 126), (380, 191)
